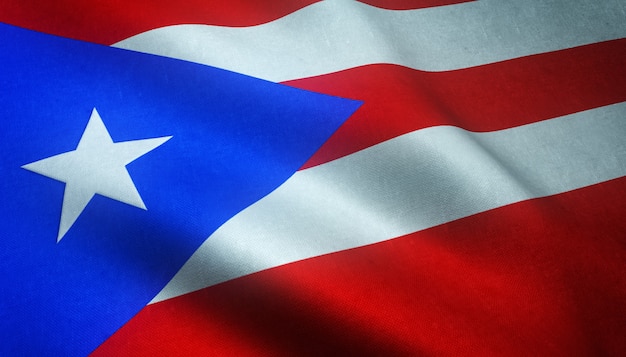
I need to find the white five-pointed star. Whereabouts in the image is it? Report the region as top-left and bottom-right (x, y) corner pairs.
(22, 108), (172, 243)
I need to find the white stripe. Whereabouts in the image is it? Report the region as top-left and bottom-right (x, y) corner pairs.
(114, 0), (626, 82)
(152, 102), (626, 303)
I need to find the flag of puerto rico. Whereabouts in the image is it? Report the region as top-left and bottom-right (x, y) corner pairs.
(1, 1), (625, 355)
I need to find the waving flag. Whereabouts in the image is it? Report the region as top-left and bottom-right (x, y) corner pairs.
(2, 0), (626, 355)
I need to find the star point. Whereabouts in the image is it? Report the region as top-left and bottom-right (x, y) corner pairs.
(22, 108), (171, 242)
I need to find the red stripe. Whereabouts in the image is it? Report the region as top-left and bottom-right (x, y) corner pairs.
(93, 177), (626, 356)
(0, 0), (318, 45)
(360, 0), (474, 10)
(286, 39), (626, 169)
(0, 1), (470, 45)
